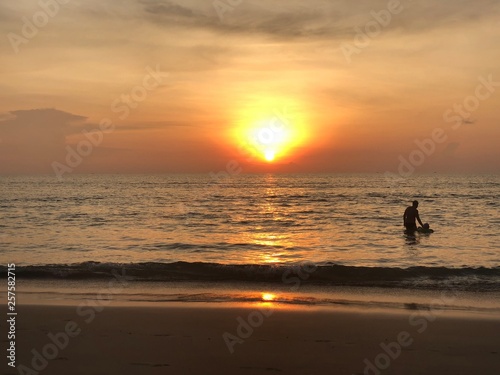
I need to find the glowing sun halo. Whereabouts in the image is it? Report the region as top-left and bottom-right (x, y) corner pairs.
(234, 116), (307, 163)
(264, 150), (275, 162)
(230, 97), (310, 163)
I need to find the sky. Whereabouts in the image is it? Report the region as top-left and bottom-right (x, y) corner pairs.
(0, 0), (499, 176)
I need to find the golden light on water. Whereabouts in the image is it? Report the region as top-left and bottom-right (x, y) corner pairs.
(261, 293), (276, 302)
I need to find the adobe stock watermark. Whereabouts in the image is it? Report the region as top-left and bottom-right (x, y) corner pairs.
(354, 286), (459, 375)
(7, 0), (71, 54)
(16, 269), (132, 375)
(443, 74), (499, 130)
(340, 0), (404, 63)
(384, 74), (500, 184)
(213, 0), (243, 21)
(222, 262), (317, 354)
(51, 64), (169, 180)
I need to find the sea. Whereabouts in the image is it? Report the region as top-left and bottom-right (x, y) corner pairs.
(1, 174), (499, 313)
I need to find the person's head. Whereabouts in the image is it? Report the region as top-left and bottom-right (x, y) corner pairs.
(423, 223), (430, 229)
(412, 200), (419, 208)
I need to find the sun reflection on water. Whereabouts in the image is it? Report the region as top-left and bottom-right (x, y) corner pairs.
(261, 292), (276, 302)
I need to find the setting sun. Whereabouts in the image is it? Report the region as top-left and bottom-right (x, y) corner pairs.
(231, 97), (310, 163)
(264, 150), (275, 162)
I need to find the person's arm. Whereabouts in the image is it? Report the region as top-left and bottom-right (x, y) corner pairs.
(416, 212), (424, 227)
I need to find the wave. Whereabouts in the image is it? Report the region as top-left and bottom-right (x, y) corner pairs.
(4, 262), (500, 292)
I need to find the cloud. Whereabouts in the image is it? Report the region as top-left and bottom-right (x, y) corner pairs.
(139, 0), (344, 39)
(0, 106), (212, 174)
(0, 108), (86, 173)
(0, 108), (86, 140)
(137, 0), (500, 41)
(142, 0), (196, 18)
(117, 120), (202, 131)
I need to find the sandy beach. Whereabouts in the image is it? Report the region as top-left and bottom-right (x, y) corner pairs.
(5, 303), (499, 375)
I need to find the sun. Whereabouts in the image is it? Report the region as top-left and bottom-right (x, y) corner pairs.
(264, 150), (275, 162)
(231, 97), (309, 163)
(244, 118), (291, 162)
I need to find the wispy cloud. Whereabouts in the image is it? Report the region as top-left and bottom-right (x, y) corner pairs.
(137, 0), (500, 40)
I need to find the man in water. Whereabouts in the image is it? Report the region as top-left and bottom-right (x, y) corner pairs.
(403, 200), (424, 232)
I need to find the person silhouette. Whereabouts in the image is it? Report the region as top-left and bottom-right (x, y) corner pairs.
(403, 200), (424, 232)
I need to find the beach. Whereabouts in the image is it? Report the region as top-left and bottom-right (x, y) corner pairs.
(6, 301), (500, 375)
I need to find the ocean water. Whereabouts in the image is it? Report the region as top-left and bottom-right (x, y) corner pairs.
(1, 174), (499, 294)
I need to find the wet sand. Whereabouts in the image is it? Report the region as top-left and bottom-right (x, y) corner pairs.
(5, 303), (500, 375)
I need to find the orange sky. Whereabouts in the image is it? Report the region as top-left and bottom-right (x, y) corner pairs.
(1, 0), (499, 176)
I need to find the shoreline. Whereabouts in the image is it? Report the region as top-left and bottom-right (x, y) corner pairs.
(11, 278), (500, 318)
(4, 303), (500, 375)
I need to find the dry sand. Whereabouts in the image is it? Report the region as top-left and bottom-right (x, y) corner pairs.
(5, 303), (500, 375)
